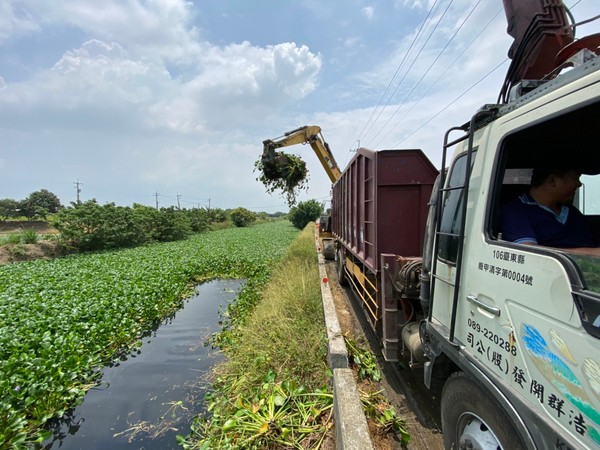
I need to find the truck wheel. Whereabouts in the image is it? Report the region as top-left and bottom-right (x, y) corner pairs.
(336, 248), (348, 286)
(441, 372), (526, 450)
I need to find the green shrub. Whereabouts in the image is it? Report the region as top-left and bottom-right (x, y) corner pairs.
(51, 201), (197, 251)
(210, 220), (233, 231)
(186, 208), (210, 233)
(230, 207), (257, 227)
(287, 199), (323, 230)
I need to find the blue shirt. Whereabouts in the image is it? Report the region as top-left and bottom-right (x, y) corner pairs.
(499, 193), (595, 248)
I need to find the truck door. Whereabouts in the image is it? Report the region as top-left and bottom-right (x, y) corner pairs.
(452, 99), (600, 449)
(429, 149), (472, 332)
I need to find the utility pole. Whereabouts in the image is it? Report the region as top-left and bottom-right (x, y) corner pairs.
(73, 179), (83, 204)
(208, 197), (211, 213)
(177, 194), (181, 210)
(155, 190), (159, 209)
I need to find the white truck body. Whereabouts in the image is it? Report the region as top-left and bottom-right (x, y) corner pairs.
(426, 56), (600, 449)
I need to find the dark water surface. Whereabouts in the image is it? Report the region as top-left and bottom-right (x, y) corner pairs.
(43, 279), (243, 450)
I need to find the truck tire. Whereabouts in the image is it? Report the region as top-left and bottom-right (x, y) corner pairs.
(336, 248), (348, 286)
(441, 372), (526, 450)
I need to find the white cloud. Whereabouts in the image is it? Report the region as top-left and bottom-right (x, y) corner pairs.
(0, 2), (41, 43)
(0, 37), (321, 131)
(154, 41), (321, 128)
(396, 0), (435, 11)
(3, 0), (201, 63)
(3, 0), (596, 211)
(343, 36), (361, 48)
(0, 0), (316, 130)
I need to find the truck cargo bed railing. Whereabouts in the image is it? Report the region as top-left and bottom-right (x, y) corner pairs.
(345, 252), (379, 327)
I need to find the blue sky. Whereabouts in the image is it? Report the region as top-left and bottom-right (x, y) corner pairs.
(1, 1), (598, 212)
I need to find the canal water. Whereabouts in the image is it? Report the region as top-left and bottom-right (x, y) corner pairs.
(43, 279), (244, 450)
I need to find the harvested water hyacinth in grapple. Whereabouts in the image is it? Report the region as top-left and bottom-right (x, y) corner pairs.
(254, 151), (309, 206)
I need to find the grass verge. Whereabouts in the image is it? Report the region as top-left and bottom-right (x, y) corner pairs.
(180, 223), (410, 449)
(181, 224), (332, 449)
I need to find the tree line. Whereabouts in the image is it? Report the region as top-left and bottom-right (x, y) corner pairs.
(0, 189), (62, 220)
(0, 189), (324, 252)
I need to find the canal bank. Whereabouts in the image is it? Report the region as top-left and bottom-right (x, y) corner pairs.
(43, 279), (244, 450)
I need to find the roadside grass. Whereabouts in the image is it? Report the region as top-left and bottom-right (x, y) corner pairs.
(182, 224), (333, 449)
(222, 236), (328, 387)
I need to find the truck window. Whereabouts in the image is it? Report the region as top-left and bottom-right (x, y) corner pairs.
(493, 100), (600, 337)
(580, 175), (600, 215)
(567, 174), (600, 294)
(438, 152), (471, 263)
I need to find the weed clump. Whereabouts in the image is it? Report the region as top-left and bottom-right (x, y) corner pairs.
(254, 151), (309, 206)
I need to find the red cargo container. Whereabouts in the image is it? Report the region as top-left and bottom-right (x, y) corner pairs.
(332, 148), (438, 273)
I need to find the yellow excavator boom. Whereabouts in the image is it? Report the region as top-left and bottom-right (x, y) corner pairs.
(262, 125), (342, 184)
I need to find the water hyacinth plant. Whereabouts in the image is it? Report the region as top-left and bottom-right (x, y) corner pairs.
(0, 221), (298, 446)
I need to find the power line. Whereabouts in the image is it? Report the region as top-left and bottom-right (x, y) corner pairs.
(371, 1), (496, 149)
(367, 0), (466, 149)
(348, 0), (443, 150)
(360, 0), (448, 146)
(392, 57), (509, 148)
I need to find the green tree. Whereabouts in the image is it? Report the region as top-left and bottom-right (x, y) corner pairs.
(51, 199), (106, 250)
(0, 198), (21, 220)
(186, 208), (211, 233)
(230, 207), (257, 227)
(132, 203), (161, 241)
(154, 207), (192, 241)
(22, 189), (62, 219)
(287, 199), (323, 230)
(51, 200), (146, 250)
(208, 208), (227, 223)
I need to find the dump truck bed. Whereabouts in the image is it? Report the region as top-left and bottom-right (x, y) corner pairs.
(332, 148), (438, 273)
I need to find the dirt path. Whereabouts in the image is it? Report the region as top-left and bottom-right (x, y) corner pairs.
(324, 260), (444, 450)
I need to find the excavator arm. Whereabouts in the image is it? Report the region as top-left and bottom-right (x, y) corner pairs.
(261, 125), (342, 184)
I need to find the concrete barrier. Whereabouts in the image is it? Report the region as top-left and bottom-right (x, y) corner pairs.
(333, 368), (373, 450)
(316, 236), (374, 450)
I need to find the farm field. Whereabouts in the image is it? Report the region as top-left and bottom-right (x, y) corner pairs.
(0, 221), (299, 447)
